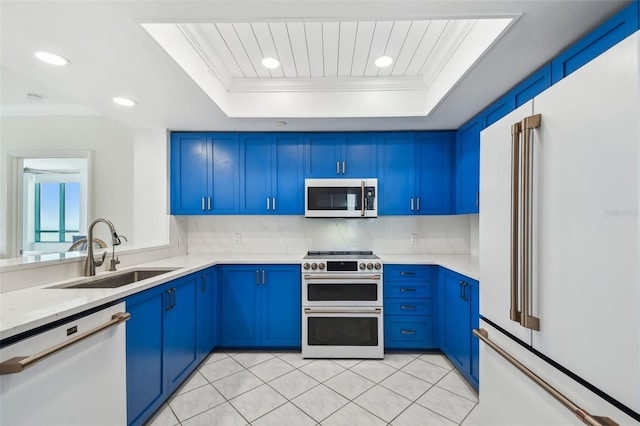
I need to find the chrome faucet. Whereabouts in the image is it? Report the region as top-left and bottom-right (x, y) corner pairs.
(84, 218), (122, 276)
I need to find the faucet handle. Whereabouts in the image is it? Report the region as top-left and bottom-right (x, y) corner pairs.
(95, 251), (107, 267)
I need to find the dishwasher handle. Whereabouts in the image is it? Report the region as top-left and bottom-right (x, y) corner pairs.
(0, 312), (131, 375)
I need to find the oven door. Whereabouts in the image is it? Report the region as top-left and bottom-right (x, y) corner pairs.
(301, 307), (384, 359)
(302, 274), (382, 307)
(305, 178), (377, 218)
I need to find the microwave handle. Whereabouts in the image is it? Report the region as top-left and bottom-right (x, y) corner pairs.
(361, 181), (365, 216)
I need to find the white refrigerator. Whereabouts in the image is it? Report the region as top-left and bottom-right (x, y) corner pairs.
(478, 31), (639, 425)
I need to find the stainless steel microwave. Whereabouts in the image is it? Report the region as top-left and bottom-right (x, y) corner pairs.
(305, 178), (378, 218)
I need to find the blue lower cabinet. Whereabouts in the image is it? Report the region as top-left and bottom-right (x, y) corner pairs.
(125, 284), (167, 426)
(439, 267), (479, 391)
(125, 272), (214, 426)
(384, 316), (433, 349)
(383, 265), (436, 350)
(220, 264), (300, 348)
(196, 267), (219, 361)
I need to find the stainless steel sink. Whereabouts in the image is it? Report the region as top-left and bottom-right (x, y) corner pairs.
(50, 268), (179, 289)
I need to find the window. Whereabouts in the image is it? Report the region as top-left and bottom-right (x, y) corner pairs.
(34, 182), (80, 242)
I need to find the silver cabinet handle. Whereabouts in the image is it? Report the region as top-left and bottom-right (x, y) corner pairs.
(400, 329), (416, 335)
(400, 305), (416, 310)
(416, 197), (420, 211)
(0, 312), (131, 375)
(208, 197), (211, 211)
(272, 197), (276, 211)
(336, 161), (340, 175)
(201, 274), (207, 293)
(400, 271), (416, 276)
(410, 197), (414, 211)
(400, 288), (416, 292)
(201, 197), (206, 211)
(342, 161), (346, 175)
(304, 308), (381, 315)
(304, 274), (381, 280)
(262, 269), (266, 285)
(267, 197), (270, 211)
(256, 270), (260, 285)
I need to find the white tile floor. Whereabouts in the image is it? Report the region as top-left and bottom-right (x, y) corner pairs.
(146, 351), (480, 426)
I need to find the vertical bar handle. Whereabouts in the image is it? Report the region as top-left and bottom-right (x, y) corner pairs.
(361, 181), (365, 217)
(201, 274), (207, 293)
(262, 269), (266, 285)
(410, 197), (415, 211)
(336, 161), (340, 175)
(208, 197), (211, 211)
(520, 114), (541, 331)
(272, 197), (276, 211)
(256, 270), (260, 285)
(201, 197), (206, 211)
(342, 161), (346, 175)
(510, 122), (522, 323)
(416, 197), (421, 211)
(266, 197), (270, 211)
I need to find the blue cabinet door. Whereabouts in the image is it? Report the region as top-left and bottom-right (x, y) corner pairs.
(196, 267), (218, 362)
(262, 265), (301, 347)
(377, 133), (416, 215)
(170, 133), (211, 214)
(343, 133), (377, 177)
(164, 275), (198, 394)
(272, 134), (304, 214)
(442, 269), (471, 373)
(210, 134), (240, 213)
(305, 134), (342, 177)
(456, 119), (481, 214)
(416, 132), (454, 215)
(242, 135), (272, 213)
(220, 266), (261, 346)
(126, 285), (167, 426)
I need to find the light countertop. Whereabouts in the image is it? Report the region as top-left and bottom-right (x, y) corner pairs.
(0, 253), (478, 342)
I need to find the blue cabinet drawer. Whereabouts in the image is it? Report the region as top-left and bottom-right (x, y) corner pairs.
(384, 299), (432, 316)
(384, 282), (432, 299)
(384, 316), (434, 349)
(384, 265), (433, 282)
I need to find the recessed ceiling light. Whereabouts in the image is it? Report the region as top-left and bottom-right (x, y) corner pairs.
(261, 57), (280, 69)
(374, 55), (393, 68)
(113, 97), (137, 107)
(34, 50), (70, 66)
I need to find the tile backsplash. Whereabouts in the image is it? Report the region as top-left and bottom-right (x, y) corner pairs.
(187, 215), (478, 255)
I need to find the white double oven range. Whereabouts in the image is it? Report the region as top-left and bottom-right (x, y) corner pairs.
(301, 251), (384, 359)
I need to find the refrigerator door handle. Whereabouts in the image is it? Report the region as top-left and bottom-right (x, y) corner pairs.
(520, 114), (541, 331)
(510, 121), (522, 323)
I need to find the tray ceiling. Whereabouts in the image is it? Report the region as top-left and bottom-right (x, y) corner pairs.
(143, 17), (513, 118)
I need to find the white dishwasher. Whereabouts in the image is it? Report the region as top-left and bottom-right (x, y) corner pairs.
(0, 302), (129, 426)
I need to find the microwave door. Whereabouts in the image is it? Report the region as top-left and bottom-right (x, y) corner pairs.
(307, 186), (364, 217)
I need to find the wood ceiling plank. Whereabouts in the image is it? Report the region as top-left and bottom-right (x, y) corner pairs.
(364, 21), (394, 77)
(192, 23), (244, 79)
(392, 20), (429, 76)
(215, 23), (258, 78)
(420, 20), (474, 85)
(404, 19), (448, 76)
(287, 22), (310, 78)
(351, 21), (375, 77)
(269, 22), (297, 78)
(322, 22), (339, 78)
(337, 22), (357, 77)
(377, 20), (411, 77)
(305, 22), (324, 77)
(234, 22), (271, 78)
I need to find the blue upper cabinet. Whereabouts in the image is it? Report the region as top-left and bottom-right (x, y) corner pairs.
(377, 132), (416, 215)
(170, 133), (240, 215)
(305, 133), (376, 177)
(241, 133), (304, 214)
(378, 132), (454, 215)
(455, 119), (481, 214)
(416, 132), (454, 215)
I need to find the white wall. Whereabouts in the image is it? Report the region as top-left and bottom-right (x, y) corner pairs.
(188, 214), (474, 255)
(0, 115), (134, 257)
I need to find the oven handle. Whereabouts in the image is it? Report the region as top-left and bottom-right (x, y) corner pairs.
(304, 308), (382, 315)
(303, 274), (381, 280)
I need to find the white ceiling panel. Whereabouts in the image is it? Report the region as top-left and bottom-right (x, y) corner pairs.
(391, 20), (430, 76)
(215, 23), (257, 78)
(322, 22), (339, 77)
(364, 21), (394, 77)
(234, 23), (270, 78)
(305, 22), (324, 78)
(404, 20), (448, 76)
(269, 23), (297, 78)
(377, 21), (412, 77)
(351, 21), (376, 77)
(252, 23), (284, 77)
(287, 23), (311, 78)
(337, 22), (357, 77)
(195, 24), (244, 81)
